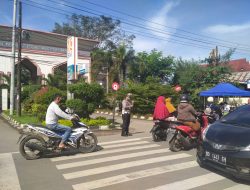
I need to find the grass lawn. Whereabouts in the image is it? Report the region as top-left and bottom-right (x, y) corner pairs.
(3, 110), (41, 124)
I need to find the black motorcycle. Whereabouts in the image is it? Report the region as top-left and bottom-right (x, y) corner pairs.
(150, 120), (174, 141)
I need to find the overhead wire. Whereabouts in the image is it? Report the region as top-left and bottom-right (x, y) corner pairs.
(79, 0), (250, 49)
(18, 0), (247, 55)
(43, 0), (250, 53)
(4, 0), (250, 57)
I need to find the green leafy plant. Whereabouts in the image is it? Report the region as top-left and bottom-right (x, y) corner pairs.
(68, 82), (105, 118)
(66, 99), (85, 116)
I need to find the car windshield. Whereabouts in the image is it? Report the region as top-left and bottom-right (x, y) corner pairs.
(220, 105), (250, 127)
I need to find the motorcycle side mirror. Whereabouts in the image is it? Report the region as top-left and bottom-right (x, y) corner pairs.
(65, 108), (74, 114)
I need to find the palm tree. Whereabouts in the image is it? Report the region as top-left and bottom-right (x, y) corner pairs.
(111, 45), (135, 85)
(42, 70), (67, 90)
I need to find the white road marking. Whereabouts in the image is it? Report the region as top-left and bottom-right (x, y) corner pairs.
(63, 153), (191, 179)
(50, 144), (160, 162)
(223, 184), (250, 190)
(0, 153), (21, 190)
(146, 173), (225, 190)
(99, 137), (151, 145)
(72, 161), (198, 190)
(101, 141), (150, 149)
(56, 148), (171, 170)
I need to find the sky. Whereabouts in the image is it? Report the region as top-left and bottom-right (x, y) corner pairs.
(1, 0), (250, 60)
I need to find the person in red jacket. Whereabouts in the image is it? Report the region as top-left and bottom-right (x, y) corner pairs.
(153, 96), (170, 128)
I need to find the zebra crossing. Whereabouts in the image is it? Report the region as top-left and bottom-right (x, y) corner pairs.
(51, 137), (250, 190)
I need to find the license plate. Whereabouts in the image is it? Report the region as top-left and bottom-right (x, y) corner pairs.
(205, 150), (227, 165)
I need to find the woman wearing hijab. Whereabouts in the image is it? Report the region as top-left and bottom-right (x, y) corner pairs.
(165, 97), (177, 117)
(153, 96), (170, 128)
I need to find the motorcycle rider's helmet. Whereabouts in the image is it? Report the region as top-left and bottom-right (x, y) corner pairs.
(180, 94), (189, 103)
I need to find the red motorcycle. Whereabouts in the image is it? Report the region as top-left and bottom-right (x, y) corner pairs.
(169, 114), (211, 152)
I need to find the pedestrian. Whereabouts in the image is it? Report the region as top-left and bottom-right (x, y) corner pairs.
(121, 93), (134, 136)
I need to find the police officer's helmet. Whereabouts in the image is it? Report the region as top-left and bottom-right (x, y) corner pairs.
(180, 94), (189, 103)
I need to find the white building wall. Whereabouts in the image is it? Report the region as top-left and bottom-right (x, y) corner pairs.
(0, 51), (12, 74)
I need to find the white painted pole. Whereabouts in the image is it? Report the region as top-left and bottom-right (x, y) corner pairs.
(10, 0), (17, 115)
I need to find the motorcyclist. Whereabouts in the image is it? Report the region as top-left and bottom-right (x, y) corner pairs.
(206, 97), (222, 120)
(153, 96), (170, 128)
(45, 94), (74, 149)
(177, 94), (200, 131)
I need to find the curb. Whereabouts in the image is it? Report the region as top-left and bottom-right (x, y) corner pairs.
(95, 111), (153, 121)
(1, 113), (121, 135)
(1, 113), (25, 131)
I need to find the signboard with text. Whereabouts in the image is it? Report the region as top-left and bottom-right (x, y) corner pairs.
(78, 60), (89, 75)
(67, 36), (78, 81)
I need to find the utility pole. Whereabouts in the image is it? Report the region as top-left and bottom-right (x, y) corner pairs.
(16, 1), (22, 116)
(106, 66), (109, 94)
(215, 46), (219, 66)
(10, 0), (17, 115)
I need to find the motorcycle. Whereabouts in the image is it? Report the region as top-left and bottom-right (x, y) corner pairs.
(150, 117), (177, 142)
(18, 114), (98, 160)
(169, 113), (213, 152)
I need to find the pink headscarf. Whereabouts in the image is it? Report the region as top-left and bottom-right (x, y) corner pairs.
(153, 96), (170, 120)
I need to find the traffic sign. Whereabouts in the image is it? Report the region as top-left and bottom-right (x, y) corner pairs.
(174, 85), (182, 92)
(112, 82), (120, 91)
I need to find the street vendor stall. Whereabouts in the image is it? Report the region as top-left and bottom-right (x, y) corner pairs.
(200, 82), (250, 97)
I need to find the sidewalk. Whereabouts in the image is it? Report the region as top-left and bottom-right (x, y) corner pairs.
(95, 110), (153, 121)
(92, 113), (153, 134)
(1, 111), (153, 137)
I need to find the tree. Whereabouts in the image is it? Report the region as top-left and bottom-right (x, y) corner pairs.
(91, 48), (112, 83)
(91, 45), (135, 88)
(42, 70), (67, 90)
(128, 50), (174, 83)
(172, 58), (231, 109)
(204, 48), (236, 66)
(53, 14), (135, 50)
(111, 45), (135, 85)
(111, 78), (177, 115)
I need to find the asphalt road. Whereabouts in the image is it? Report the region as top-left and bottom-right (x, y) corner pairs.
(0, 116), (250, 190)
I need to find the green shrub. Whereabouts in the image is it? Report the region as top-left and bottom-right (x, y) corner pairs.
(21, 85), (41, 102)
(68, 82), (105, 118)
(108, 80), (176, 115)
(58, 119), (73, 127)
(66, 99), (85, 116)
(23, 99), (33, 113)
(87, 119), (110, 126)
(43, 117), (110, 128)
(31, 103), (47, 121)
(34, 87), (66, 106)
(31, 104), (46, 115)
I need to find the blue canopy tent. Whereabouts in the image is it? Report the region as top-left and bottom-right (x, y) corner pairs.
(200, 83), (250, 97)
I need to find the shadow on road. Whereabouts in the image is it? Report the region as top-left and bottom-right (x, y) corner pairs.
(201, 163), (250, 185)
(41, 145), (104, 159)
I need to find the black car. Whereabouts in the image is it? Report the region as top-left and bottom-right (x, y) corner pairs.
(197, 104), (250, 181)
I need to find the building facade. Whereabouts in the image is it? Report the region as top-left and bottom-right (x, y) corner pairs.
(0, 25), (99, 110)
